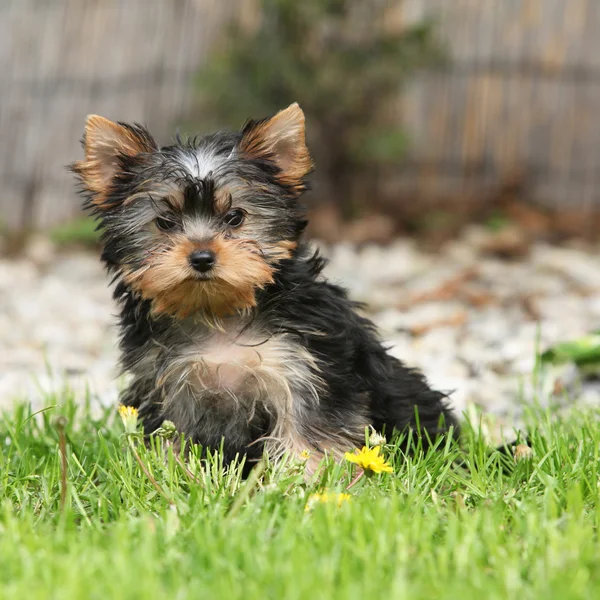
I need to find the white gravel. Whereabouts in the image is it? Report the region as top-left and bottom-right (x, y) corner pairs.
(2, 228), (600, 438)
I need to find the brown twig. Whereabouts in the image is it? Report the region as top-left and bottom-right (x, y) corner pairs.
(397, 268), (478, 310)
(410, 311), (468, 336)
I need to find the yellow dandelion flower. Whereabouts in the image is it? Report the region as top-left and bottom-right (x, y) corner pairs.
(305, 492), (351, 512)
(118, 405), (139, 433)
(299, 449), (311, 461)
(344, 446), (393, 474)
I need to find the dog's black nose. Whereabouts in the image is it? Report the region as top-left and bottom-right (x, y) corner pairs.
(189, 250), (216, 273)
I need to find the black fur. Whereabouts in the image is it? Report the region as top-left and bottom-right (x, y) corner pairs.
(113, 246), (458, 466)
(72, 109), (458, 472)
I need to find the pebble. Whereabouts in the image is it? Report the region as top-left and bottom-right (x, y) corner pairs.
(1, 233), (599, 442)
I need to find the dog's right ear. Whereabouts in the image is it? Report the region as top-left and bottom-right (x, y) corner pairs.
(239, 103), (313, 195)
(71, 115), (157, 207)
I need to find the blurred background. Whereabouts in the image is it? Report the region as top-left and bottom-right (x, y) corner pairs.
(1, 0), (599, 437)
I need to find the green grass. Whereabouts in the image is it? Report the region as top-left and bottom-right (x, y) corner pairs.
(2, 394), (600, 600)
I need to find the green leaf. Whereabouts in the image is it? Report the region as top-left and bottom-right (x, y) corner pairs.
(541, 333), (600, 368)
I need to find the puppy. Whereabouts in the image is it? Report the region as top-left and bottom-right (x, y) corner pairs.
(71, 103), (457, 473)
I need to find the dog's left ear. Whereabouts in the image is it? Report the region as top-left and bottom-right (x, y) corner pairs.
(239, 103), (313, 193)
(71, 115), (157, 207)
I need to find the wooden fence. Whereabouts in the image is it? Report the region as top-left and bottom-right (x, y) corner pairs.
(396, 0), (600, 223)
(0, 0), (237, 231)
(2, 0), (600, 231)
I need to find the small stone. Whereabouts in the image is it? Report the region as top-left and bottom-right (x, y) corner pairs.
(23, 234), (56, 267)
(1, 233), (599, 426)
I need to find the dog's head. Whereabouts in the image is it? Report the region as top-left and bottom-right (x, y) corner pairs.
(71, 104), (312, 320)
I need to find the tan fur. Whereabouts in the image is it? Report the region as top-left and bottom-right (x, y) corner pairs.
(240, 103), (313, 194)
(72, 115), (156, 207)
(124, 235), (276, 320)
(269, 239), (297, 260)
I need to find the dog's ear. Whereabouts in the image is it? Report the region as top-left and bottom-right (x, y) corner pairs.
(71, 115), (157, 207)
(239, 103), (313, 193)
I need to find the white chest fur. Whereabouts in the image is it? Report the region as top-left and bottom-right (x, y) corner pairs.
(157, 326), (324, 458)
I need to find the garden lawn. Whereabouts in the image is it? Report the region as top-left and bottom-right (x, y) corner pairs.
(1, 394), (600, 600)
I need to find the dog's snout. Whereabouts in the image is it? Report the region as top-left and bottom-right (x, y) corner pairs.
(189, 250), (216, 273)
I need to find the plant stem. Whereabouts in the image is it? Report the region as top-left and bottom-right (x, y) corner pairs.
(55, 417), (68, 512)
(346, 469), (364, 490)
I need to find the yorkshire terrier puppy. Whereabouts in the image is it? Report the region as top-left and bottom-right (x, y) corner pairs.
(72, 103), (457, 472)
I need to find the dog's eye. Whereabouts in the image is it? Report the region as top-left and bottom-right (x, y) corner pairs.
(155, 216), (179, 232)
(224, 209), (245, 228)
